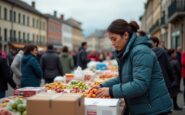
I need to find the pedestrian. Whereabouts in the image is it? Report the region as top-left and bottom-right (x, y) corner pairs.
(167, 49), (182, 110)
(41, 44), (63, 84)
(59, 46), (74, 75)
(0, 55), (16, 98)
(176, 46), (182, 92)
(21, 44), (42, 87)
(77, 42), (90, 69)
(182, 51), (185, 108)
(151, 37), (175, 97)
(11, 50), (24, 87)
(96, 19), (172, 115)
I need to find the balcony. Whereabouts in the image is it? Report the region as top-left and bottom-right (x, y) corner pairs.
(160, 15), (166, 26)
(168, 0), (185, 22)
(149, 20), (160, 34)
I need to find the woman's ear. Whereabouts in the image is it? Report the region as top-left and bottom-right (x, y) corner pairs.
(123, 32), (129, 41)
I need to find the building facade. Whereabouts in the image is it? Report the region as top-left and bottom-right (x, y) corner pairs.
(46, 13), (62, 48)
(62, 21), (73, 50)
(140, 0), (185, 50)
(86, 30), (112, 51)
(0, 0), (47, 51)
(66, 18), (84, 51)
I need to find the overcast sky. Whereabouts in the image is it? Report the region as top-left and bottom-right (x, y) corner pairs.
(22, 0), (147, 36)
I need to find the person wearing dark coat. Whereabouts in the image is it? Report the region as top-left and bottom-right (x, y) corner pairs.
(76, 42), (90, 69)
(176, 46), (182, 92)
(40, 45), (63, 83)
(167, 49), (182, 110)
(0, 56), (16, 98)
(151, 37), (174, 95)
(21, 45), (42, 87)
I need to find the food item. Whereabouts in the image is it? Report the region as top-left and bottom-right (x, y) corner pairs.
(68, 80), (89, 93)
(65, 74), (74, 82)
(22, 110), (27, 115)
(99, 73), (114, 79)
(8, 99), (26, 115)
(44, 82), (66, 93)
(84, 88), (110, 98)
(0, 109), (12, 115)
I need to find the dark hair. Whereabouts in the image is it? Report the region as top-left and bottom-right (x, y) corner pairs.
(150, 36), (160, 47)
(81, 42), (87, 47)
(62, 46), (69, 53)
(167, 49), (175, 56)
(107, 19), (139, 36)
(24, 44), (37, 55)
(47, 44), (53, 50)
(138, 30), (146, 36)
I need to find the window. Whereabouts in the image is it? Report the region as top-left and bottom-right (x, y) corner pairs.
(23, 32), (25, 42)
(43, 22), (45, 30)
(23, 15), (25, 25)
(37, 20), (39, 28)
(13, 11), (16, 22)
(10, 29), (13, 41)
(13, 30), (16, 41)
(27, 33), (29, 43)
(0, 6), (1, 19)
(33, 34), (35, 43)
(18, 13), (21, 24)
(18, 31), (21, 42)
(32, 18), (35, 27)
(9, 10), (12, 21)
(27, 16), (29, 26)
(4, 29), (7, 41)
(4, 8), (7, 20)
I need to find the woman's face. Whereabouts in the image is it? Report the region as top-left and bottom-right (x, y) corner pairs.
(108, 32), (129, 51)
(31, 48), (38, 56)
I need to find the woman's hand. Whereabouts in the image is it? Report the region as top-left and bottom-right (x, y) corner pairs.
(96, 87), (110, 98)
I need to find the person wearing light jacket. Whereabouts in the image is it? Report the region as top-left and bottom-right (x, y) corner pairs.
(11, 50), (24, 86)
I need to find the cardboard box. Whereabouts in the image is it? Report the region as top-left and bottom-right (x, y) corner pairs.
(85, 98), (120, 115)
(27, 93), (85, 115)
(14, 87), (46, 97)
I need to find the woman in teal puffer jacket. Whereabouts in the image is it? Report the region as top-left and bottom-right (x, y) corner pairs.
(21, 44), (42, 87)
(96, 19), (172, 115)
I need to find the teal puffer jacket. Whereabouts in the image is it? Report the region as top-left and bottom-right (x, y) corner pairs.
(102, 33), (172, 115)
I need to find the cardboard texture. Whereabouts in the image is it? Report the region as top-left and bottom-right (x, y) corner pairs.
(27, 93), (85, 115)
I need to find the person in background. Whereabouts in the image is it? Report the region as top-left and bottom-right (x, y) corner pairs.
(77, 42), (90, 69)
(176, 46), (182, 92)
(182, 51), (185, 108)
(137, 30), (147, 37)
(0, 55), (16, 98)
(21, 44), (42, 87)
(150, 37), (175, 98)
(167, 49), (182, 110)
(7, 48), (15, 66)
(96, 19), (172, 115)
(88, 51), (99, 61)
(41, 45), (63, 83)
(11, 50), (24, 87)
(59, 46), (74, 75)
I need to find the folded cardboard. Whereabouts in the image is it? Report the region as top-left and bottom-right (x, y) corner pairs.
(14, 87), (46, 97)
(27, 93), (85, 115)
(85, 98), (120, 115)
